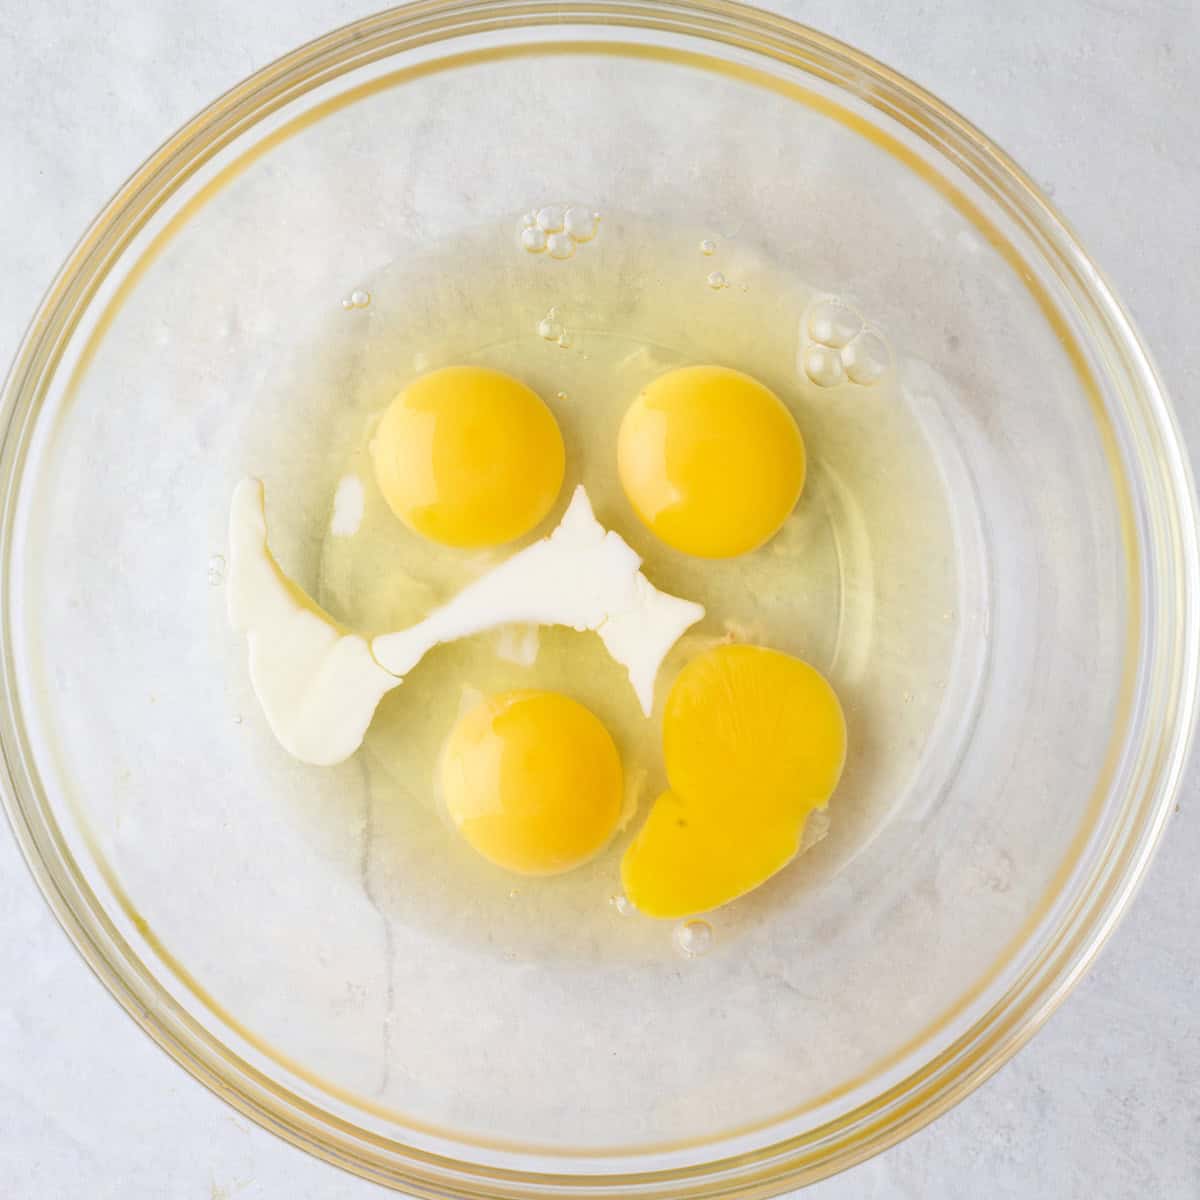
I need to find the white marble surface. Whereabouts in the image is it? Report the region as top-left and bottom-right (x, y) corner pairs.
(2, 1), (1198, 1195)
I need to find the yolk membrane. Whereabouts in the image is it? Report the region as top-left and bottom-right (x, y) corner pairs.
(371, 365), (565, 548)
(441, 690), (624, 876)
(622, 643), (845, 917)
(617, 365), (805, 558)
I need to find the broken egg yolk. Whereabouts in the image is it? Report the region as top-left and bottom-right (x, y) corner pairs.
(371, 365), (565, 548)
(621, 644), (845, 917)
(617, 365), (806, 558)
(441, 690), (623, 876)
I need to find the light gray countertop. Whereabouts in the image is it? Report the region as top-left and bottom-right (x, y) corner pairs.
(1, 2), (1197, 1196)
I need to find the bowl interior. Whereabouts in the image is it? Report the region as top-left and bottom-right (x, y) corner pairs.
(1, 4), (1192, 1194)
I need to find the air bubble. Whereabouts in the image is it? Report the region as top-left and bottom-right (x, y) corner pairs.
(520, 211), (537, 229)
(207, 554), (226, 586)
(521, 226), (548, 254)
(555, 391), (568, 402)
(340, 297), (354, 311)
(536, 309), (564, 341)
(841, 331), (891, 385)
(706, 271), (728, 290)
(557, 331), (572, 349)
(609, 894), (634, 916)
(350, 290), (371, 309)
(536, 205), (566, 233)
(802, 344), (847, 389)
(232, 713), (243, 725)
(807, 299), (862, 348)
(699, 238), (716, 256)
(547, 232), (575, 260)
(674, 919), (712, 957)
(564, 206), (599, 242)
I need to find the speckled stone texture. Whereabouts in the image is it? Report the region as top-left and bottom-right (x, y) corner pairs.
(1, 2), (1197, 1196)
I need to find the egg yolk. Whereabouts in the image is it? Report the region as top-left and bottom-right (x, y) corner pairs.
(621, 644), (845, 917)
(441, 690), (623, 876)
(371, 366), (565, 548)
(617, 365), (806, 558)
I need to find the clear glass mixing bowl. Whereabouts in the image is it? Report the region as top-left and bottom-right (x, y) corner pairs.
(1, 2), (1196, 1195)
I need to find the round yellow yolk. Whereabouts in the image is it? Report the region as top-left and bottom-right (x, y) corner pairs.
(617, 365), (805, 558)
(441, 690), (624, 876)
(621, 644), (845, 917)
(371, 366), (565, 548)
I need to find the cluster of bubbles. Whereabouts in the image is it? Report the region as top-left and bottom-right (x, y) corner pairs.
(536, 306), (571, 348)
(520, 204), (600, 260)
(800, 298), (891, 389)
(340, 289), (371, 311)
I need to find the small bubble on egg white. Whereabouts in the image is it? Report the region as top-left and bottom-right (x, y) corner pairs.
(609, 894), (634, 916)
(521, 226), (548, 254)
(674, 919), (712, 957)
(555, 390), (568, 402)
(537, 311), (564, 341)
(340, 297), (355, 311)
(557, 331), (572, 349)
(232, 713), (243, 725)
(699, 238), (716, 256)
(706, 271), (728, 290)
(564, 206), (599, 242)
(841, 331), (891, 385)
(807, 299), (862, 348)
(802, 344), (846, 388)
(536, 205), (566, 233)
(207, 554), (226, 586)
(350, 289), (371, 309)
(547, 232), (576, 260)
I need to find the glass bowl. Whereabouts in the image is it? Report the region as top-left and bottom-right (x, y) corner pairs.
(1, 1), (1196, 1195)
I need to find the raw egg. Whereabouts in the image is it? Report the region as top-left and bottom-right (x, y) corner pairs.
(617, 365), (805, 558)
(621, 644), (845, 917)
(371, 366), (565, 548)
(441, 690), (623, 875)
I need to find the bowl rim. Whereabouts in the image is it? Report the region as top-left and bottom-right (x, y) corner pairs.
(1, 1), (1197, 1195)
